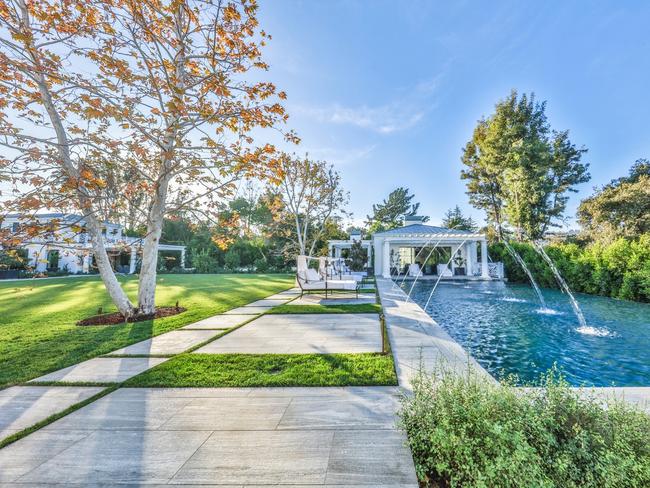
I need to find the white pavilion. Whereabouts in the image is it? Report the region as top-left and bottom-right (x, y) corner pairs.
(329, 216), (503, 280)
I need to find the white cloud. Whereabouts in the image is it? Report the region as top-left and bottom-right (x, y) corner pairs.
(294, 76), (441, 134)
(296, 103), (424, 134)
(305, 144), (376, 166)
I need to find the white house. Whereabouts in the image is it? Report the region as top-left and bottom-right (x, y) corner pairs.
(1, 213), (186, 274)
(329, 216), (503, 280)
(328, 229), (373, 268)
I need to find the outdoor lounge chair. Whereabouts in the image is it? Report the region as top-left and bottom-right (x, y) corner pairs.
(318, 256), (362, 282)
(296, 255), (359, 298)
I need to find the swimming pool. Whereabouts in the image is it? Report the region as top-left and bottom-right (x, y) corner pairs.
(401, 280), (650, 386)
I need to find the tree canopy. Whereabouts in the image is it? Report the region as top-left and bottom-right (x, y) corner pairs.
(366, 187), (425, 234)
(441, 205), (477, 231)
(461, 90), (590, 240)
(270, 153), (348, 257)
(577, 159), (650, 242)
(0, 0), (293, 315)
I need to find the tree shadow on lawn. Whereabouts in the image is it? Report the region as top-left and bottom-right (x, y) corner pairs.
(0, 318), (155, 386)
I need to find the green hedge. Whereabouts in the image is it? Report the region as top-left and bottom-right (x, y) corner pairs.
(489, 234), (650, 302)
(399, 368), (650, 487)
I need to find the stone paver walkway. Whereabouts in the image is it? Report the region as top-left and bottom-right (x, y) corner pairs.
(223, 305), (277, 314)
(108, 330), (219, 355)
(194, 313), (382, 354)
(0, 387), (417, 486)
(29, 357), (169, 384)
(0, 386), (105, 441)
(181, 313), (252, 330)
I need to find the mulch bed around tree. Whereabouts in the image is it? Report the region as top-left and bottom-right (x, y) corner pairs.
(77, 306), (187, 326)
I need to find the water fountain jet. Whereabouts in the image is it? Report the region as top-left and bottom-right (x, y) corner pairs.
(502, 240), (548, 310)
(423, 238), (470, 310)
(532, 241), (588, 328)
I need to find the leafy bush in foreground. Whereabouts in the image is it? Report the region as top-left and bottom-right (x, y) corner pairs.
(399, 368), (650, 487)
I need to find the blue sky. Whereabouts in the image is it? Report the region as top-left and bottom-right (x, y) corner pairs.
(257, 0), (650, 228)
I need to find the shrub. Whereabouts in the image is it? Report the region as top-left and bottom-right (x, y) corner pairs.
(399, 368), (650, 488)
(0, 249), (28, 270)
(224, 248), (241, 270)
(191, 248), (221, 273)
(489, 234), (650, 302)
(254, 257), (269, 273)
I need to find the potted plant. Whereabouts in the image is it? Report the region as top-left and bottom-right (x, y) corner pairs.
(453, 255), (466, 276)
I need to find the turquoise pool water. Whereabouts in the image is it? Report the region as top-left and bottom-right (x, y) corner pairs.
(401, 280), (650, 386)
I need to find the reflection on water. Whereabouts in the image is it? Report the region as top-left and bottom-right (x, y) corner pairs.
(402, 280), (650, 386)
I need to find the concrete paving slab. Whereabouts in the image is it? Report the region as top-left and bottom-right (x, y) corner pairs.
(171, 430), (334, 485)
(264, 293), (299, 300)
(194, 313), (382, 354)
(0, 386), (105, 438)
(28, 357), (169, 384)
(0, 386), (416, 486)
(326, 430), (417, 485)
(44, 395), (194, 431)
(244, 298), (291, 307)
(182, 314), (252, 330)
(0, 430), (91, 483)
(160, 397), (291, 431)
(222, 306), (273, 315)
(108, 330), (218, 355)
(19, 430), (212, 485)
(278, 393), (399, 430)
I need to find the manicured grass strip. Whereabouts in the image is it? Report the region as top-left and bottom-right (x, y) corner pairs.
(0, 385), (118, 450)
(0, 273), (294, 387)
(266, 303), (381, 314)
(124, 353), (398, 387)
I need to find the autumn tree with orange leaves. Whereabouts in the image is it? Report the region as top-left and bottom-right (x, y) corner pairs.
(0, 0), (294, 316)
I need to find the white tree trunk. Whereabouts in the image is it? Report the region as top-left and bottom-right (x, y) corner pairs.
(17, 0), (134, 317)
(85, 215), (135, 317)
(137, 172), (171, 314)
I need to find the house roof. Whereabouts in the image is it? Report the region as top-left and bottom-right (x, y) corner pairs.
(373, 224), (480, 237)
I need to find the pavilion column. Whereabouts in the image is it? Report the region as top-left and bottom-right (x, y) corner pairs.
(82, 253), (91, 274)
(465, 242), (473, 276)
(481, 239), (490, 278)
(180, 248), (186, 269)
(382, 239), (390, 278)
(129, 247), (137, 274)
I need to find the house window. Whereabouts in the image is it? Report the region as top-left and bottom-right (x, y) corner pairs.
(47, 250), (60, 271)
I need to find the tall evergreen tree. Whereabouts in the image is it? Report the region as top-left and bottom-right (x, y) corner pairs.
(366, 187), (426, 234)
(461, 90), (589, 240)
(442, 205), (477, 231)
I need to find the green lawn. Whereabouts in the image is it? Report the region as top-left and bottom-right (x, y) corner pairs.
(125, 353), (397, 387)
(0, 274), (294, 386)
(267, 303), (382, 314)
